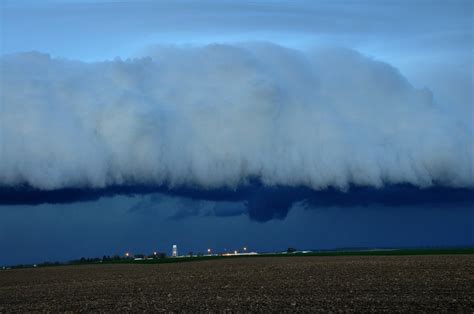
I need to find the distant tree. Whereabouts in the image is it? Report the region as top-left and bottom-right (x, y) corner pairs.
(287, 247), (297, 253)
(112, 255), (121, 261)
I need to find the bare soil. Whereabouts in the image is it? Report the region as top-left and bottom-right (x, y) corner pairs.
(0, 255), (473, 312)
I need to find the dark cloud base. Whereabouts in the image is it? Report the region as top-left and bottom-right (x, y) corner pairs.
(1, 183), (473, 222)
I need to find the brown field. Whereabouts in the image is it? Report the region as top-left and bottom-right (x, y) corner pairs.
(0, 255), (473, 312)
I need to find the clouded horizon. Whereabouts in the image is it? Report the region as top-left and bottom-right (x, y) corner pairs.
(0, 0), (472, 265)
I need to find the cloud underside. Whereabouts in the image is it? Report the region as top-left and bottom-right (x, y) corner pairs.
(1, 43), (473, 217)
(1, 184), (473, 222)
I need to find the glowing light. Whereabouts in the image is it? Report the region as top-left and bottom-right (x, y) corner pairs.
(125, 252), (129, 257)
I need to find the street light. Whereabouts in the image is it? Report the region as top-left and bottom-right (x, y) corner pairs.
(207, 248), (211, 255)
(243, 247), (247, 252)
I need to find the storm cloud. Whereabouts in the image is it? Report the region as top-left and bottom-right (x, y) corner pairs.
(0, 43), (473, 211)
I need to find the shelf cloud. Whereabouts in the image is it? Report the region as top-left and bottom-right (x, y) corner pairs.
(1, 43), (473, 203)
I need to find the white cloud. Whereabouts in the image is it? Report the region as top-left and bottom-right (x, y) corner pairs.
(1, 43), (472, 191)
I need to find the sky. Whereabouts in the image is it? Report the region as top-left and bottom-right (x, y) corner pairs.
(0, 0), (473, 265)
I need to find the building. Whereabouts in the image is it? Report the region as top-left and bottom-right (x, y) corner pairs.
(172, 245), (178, 257)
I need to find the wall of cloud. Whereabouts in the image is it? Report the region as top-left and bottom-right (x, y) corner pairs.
(1, 43), (473, 193)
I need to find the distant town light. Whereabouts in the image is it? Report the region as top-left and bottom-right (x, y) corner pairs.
(243, 247), (247, 251)
(172, 245), (178, 257)
(153, 251), (157, 255)
(125, 252), (129, 257)
(234, 250), (238, 255)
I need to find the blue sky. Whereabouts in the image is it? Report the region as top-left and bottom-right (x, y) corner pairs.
(0, 0), (473, 265)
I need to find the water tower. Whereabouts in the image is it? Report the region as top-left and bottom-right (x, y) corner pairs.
(172, 244), (178, 257)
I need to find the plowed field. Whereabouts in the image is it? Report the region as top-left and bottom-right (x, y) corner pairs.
(1, 255), (473, 311)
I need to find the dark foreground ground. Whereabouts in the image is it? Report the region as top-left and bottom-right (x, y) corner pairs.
(1, 255), (473, 312)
